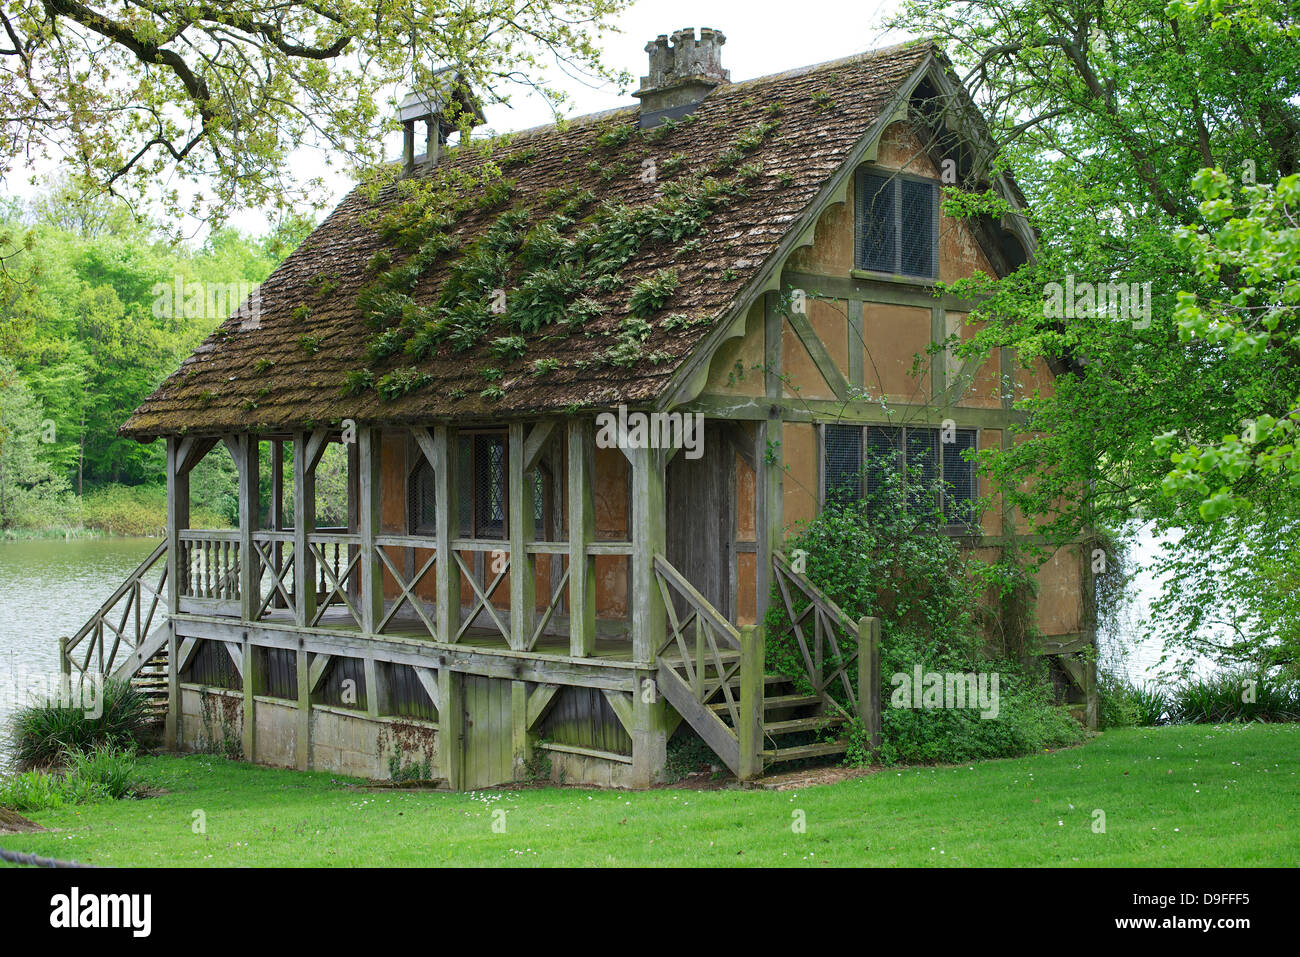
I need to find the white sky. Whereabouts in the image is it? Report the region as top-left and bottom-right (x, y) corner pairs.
(261, 0), (913, 235)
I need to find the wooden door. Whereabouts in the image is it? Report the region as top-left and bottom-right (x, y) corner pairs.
(665, 427), (734, 621)
(461, 674), (514, 788)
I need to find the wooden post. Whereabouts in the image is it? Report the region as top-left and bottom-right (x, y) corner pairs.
(566, 418), (596, 657)
(271, 439), (286, 609)
(738, 622), (765, 780)
(164, 436), (191, 750)
(857, 616), (881, 753)
(438, 664), (463, 790)
(241, 633), (257, 761)
(508, 422), (535, 651)
(358, 428), (384, 635)
(511, 679), (528, 780)
(57, 637), (70, 679)
(433, 425), (460, 644)
(293, 432), (319, 627)
(233, 435), (260, 623)
(629, 444), (669, 786)
(757, 290), (784, 625)
(629, 445), (667, 664)
(296, 643), (311, 770)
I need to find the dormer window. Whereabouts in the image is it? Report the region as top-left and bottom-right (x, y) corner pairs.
(855, 167), (939, 280)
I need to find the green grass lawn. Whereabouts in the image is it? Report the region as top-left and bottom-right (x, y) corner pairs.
(4, 724), (1297, 866)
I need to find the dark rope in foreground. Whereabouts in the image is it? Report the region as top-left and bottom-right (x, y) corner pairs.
(0, 845), (94, 868)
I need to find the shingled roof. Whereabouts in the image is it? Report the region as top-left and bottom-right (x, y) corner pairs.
(121, 40), (938, 439)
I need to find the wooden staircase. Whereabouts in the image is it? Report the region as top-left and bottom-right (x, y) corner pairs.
(59, 542), (172, 726)
(654, 550), (879, 780)
(129, 649), (170, 724)
(662, 653), (850, 771)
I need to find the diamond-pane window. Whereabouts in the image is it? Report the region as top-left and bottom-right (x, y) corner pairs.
(855, 167), (938, 279)
(827, 424), (977, 526)
(824, 425), (862, 504)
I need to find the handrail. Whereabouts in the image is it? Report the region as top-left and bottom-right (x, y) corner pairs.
(771, 551), (880, 743)
(771, 551), (861, 638)
(651, 551), (761, 778)
(64, 541), (167, 654)
(652, 553), (742, 651)
(61, 540), (169, 681)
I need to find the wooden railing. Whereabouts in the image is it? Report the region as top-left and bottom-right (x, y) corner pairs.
(771, 551), (880, 748)
(178, 529), (241, 601)
(60, 541), (168, 682)
(653, 553), (764, 778)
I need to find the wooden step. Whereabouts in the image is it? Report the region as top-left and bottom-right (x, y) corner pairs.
(761, 739), (849, 762)
(764, 715), (845, 735)
(707, 693), (821, 715)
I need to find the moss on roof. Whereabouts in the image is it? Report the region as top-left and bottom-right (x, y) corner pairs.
(120, 41), (934, 438)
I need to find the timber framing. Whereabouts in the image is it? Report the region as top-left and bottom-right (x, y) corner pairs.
(67, 37), (1095, 793)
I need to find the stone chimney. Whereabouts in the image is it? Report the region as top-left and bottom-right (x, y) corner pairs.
(633, 27), (729, 128)
(399, 67), (485, 175)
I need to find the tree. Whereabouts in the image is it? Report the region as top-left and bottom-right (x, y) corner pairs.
(877, 0), (1300, 670)
(0, 355), (72, 528)
(0, 0), (629, 226)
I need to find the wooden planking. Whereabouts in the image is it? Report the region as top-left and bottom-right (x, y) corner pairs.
(684, 393), (1030, 427)
(655, 664), (740, 776)
(293, 431), (319, 628)
(567, 418), (597, 657)
(358, 428), (385, 635)
(508, 423), (536, 651)
(174, 614), (641, 691)
(231, 434), (260, 622)
(433, 424), (461, 644)
(296, 644), (311, 770)
(164, 436), (191, 748)
(665, 426), (733, 622)
(540, 686), (632, 756)
(462, 674), (514, 789)
(439, 667), (463, 790)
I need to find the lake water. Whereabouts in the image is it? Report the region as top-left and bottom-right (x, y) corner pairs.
(0, 537), (158, 754)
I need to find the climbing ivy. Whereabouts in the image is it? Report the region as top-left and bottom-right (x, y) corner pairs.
(346, 113), (778, 401)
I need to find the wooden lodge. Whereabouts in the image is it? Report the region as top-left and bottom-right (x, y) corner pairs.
(60, 32), (1096, 789)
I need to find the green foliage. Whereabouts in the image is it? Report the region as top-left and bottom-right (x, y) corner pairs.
(10, 680), (154, 769)
(79, 483), (225, 536)
(881, 0), (1300, 675)
(665, 727), (718, 782)
(627, 269), (679, 318)
(1157, 170), (1300, 519)
(0, 745), (142, 811)
(63, 745), (144, 800)
(6, 2), (632, 226)
(1168, 670), (1300, 724)
(351, 127), (758, 392)
(0, 187), (296, 513)
(0, 356), (75, 529)
(766, 464), (1082, 765)
(1097, 673), (1169, 729)
(341, 368), (376, 397)
(375, 367), (432, 400)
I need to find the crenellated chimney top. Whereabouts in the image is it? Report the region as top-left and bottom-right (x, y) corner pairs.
(634, 27), (728, 128)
